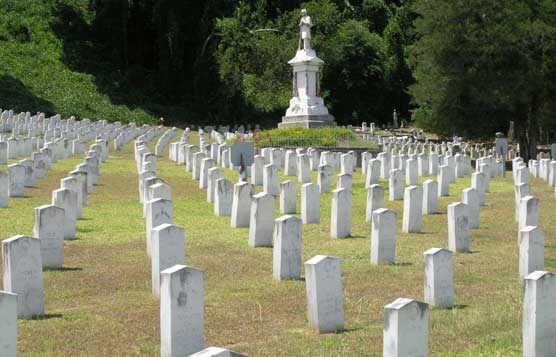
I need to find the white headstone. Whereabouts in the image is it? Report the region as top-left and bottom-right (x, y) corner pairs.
(263, 164), (279, 196)
(248, 192), (275, 247)
(462, 187), (480, 229)
(0, 291), (17, 356)
(273, 215), (302, 280)
(383, 298), (429, 357)
(389, 169), (404, 201)
(34, 204), (65, 269)
(402, 186), (423, 233)
(160, 265), (204, 357)
(280, 180), (297, 214)
(305, 255), (344, 333)
(214, 178), (232, 217)
(371, 208), (396, 264)
(331, 188), (352, 239)
(151, 224), (185, 297)
(301, 182), (320, 224)
(146, 198), (173, 256)
(422, 179), (438, 214)
(366, 184), (385, 222)
(447, 202), (470, 253)
(523, 271), (556, 356)
(2, 235), (44, 318)
(519, 196), (540, 231)
(231, 182), (253, 227)
(519, 226), (544, 282)
(423, 248), (454, 308)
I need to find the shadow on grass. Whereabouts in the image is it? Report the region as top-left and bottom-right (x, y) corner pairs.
(392, 262), (413, 267)
(44, 267), (83, 272)
(31, 313), (64, 320)
(77, 227), (95, 233)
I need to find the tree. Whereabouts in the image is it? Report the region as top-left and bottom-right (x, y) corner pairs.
(410, 0), (556, 160)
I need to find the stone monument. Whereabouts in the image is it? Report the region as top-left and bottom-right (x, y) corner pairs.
(279, 9), (336, 128)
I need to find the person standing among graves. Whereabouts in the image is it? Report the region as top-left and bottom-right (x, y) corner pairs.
(239, 158), (247, 182)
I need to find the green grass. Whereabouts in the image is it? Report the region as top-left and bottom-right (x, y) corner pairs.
(0, 130), (555, 355)
(0, 0), (155, 124)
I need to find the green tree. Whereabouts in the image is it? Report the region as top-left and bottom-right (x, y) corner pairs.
(410, 0), (556, 160)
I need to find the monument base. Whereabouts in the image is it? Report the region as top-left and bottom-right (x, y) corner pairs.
(278, 115), (336, 129)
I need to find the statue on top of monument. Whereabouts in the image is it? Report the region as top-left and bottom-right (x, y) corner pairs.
(299, 9), (312, 51)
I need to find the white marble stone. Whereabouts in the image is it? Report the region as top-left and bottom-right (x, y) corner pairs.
(248, 192), (275, 247)
(2, 235), (44, 318)
(371, 208), (396, 264)
(471, 172), (487, 206)
(519, 226), (545, 282)
(231, 182), (252, 227)
(151, 224), (185, 297)
(34, 204), (65, 269)
(447, 202), (470, 253)
(160, 265), (204, 357)
(424, 248), (454, 308)
(199, 158), (215, 189)
(52, 188), (77, 240)
(462, 187), (480, 229)
(336, 173), (352, 191)
(514, 183), (531, 222)
(479, 163), (490, 193)
(250, 155), (264, 186)
(523, 271), (556, 357)
(192, 152), (206, 180)
(146, 198), (173, 256)
(317, 164), (333, 193)
(331, 188), (351, 238)
(301, 182), (320, 224)
(273, 215), (302, 280)
(305, 255), (344, 333)
(298, 154), (312, 183)
(418, 154), (429, 177)
(340, 153), (353, 175)
(19, 159), (35, 188)
(383, 298), (429, 357)
(7, 164), (24, 197)
(519, 196), (540, 231)
(0, 291), (17, 357)
(402, 186), (423, 233)
(280, 180), (297, 214)
(207, 167), (223, 203)
(284, 150), (297, 176)
(366, 184), (385, 222)
(263, 164), (279, 196)
(405, 158), (418, 186)
(214, 178), (232, 217)
(389, 169), (404, 201)
(365, 159), (381, 187)
(422, 179), (438, 215)
(437, 164), (450, 197)
(0, 170), (8, 208)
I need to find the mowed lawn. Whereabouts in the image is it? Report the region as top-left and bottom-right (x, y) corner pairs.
(1, 130), (555, 356)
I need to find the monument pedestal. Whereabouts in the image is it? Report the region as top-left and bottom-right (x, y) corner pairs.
(278, 114), (336, 128)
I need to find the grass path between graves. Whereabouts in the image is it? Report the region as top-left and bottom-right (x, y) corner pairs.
(1, 130), (555, 356)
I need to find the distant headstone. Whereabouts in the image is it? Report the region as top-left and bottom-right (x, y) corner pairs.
(280, 180), (297, 214)
(331, 188), (351, 238)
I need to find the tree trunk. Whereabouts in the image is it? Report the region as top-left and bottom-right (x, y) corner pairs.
(515, 100), (539, 162)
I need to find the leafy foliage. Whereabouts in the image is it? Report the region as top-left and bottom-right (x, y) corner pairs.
(237, 126), (357, 147)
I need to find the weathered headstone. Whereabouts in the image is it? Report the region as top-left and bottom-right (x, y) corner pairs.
(2, 235), (44, 318)
(447, 202), (470, 253)
(366, 184), (385, 222)
(52, 188), (77, 240)
(317, 164), (333, 193)
(273, 215), (302, 280)
(34, 205), (65, 269)
(437, 164), (450, 197)
(331, 188), (352, 238)
(422, 179), (438, 214)
(402, 186), (423, 233)
(151, 224), (186, 297)
(199, 158), (215, 189)
(462, 188), (480, 229)
(518, 226), (544, 282)
(263, 164), (279, 196)
(389, 169), (404, 201)
(0, 171), (8, 208)
(207, 167), (223, 203)
(523, 271), (556, 356)
(160, 265), (204, 357)
(280, 180), (297, 214)
(423, 248), (454, 308)
(0, 290), (17, 356)
(305, 255), (344, 333)
(248, 192), (275, 247)
(371, 208), (396, 264)
(298, 154), (312, 183)
(230, 182), (252, 227)
(214, 178), (232, 217)
(146, 198), (173, 256)
(8, 164), (25, 197)
(383, 298), (429, 357)
(301, 182), (320, 224)
(519, 196), (540, 231)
